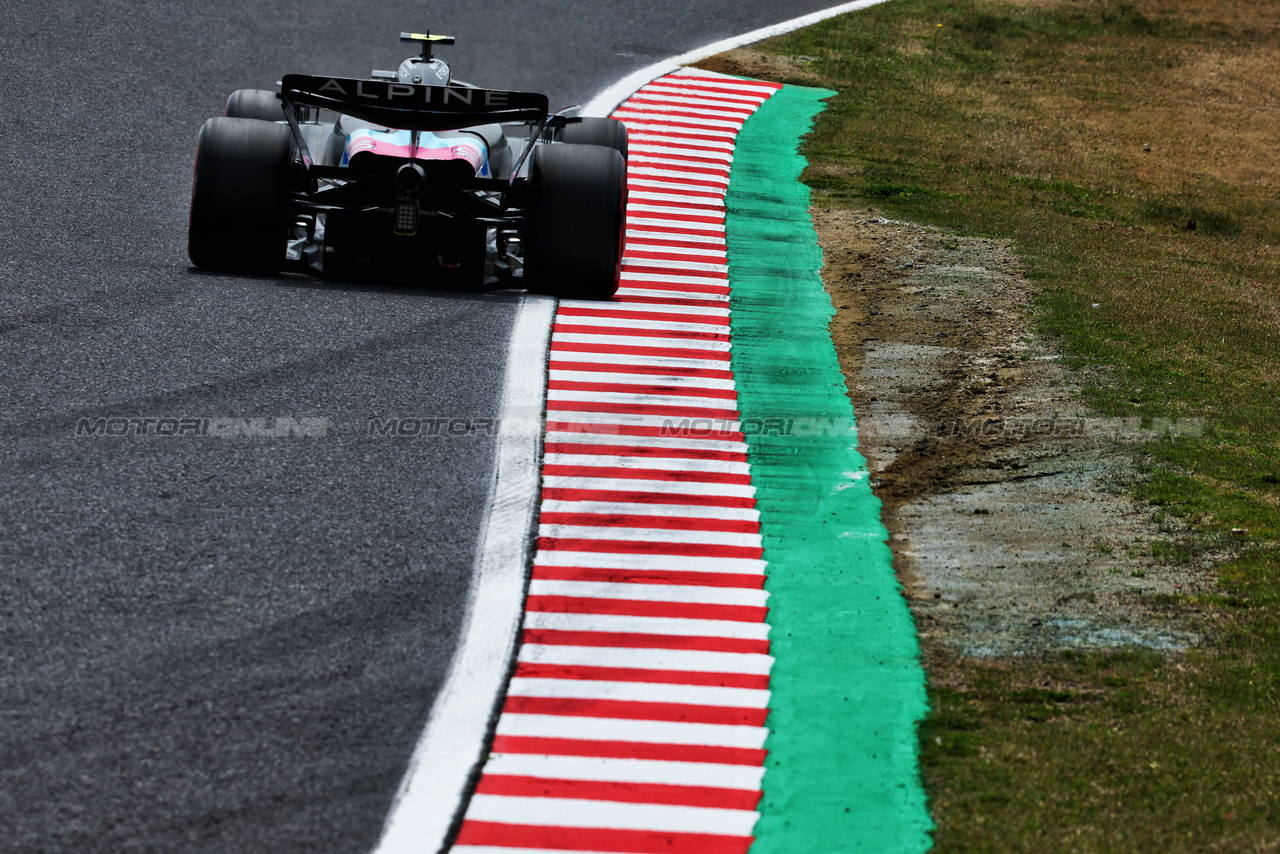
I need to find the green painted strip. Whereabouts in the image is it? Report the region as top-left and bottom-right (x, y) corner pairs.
(725, 84), (933, 853)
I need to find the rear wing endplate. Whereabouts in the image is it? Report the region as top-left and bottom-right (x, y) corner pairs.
(280, 74), (549, 131)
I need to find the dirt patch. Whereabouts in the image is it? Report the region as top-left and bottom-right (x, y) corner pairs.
(694, 49), (825, 83)
(813, 208), (1214, 657)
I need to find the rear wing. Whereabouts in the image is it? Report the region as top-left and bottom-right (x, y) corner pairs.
(280, 74), (549, 131)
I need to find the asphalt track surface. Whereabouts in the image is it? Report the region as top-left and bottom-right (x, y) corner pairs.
(0, 2), (844, 851)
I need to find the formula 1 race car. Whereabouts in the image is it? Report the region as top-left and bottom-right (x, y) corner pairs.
(187, 31), (628, 299)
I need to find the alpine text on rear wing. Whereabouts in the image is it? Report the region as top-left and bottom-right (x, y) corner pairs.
(280, 75), (549, 131)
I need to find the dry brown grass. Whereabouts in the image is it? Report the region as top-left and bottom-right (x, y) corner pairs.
(1005, 41), (1280, 199)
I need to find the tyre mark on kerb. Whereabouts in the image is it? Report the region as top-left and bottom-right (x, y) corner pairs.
(453, 67), (780, 854)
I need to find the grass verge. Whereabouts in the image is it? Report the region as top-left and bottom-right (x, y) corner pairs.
(714, 0), (1280, 849)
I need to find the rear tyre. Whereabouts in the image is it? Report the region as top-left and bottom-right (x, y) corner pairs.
(560, 117), (628, 158)
(523, 143), (626, 300)
(188, 117), (293, 274)
(225, 89), (283, 122)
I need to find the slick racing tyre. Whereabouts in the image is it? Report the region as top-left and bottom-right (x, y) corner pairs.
(188, 117), (293, 274)
(523, 143), (626, 300)
(560, 117), (629, 159)
(225, 89), (284, 122)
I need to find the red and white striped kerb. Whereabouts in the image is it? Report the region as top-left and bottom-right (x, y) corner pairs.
(453, 68), (783, 854)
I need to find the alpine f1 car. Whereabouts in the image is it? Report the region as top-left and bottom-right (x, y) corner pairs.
(187, 31), (628, 299)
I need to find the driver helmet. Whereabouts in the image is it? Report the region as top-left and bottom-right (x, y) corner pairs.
(399, 57), (451, 86)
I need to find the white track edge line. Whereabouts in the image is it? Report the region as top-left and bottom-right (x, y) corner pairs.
(582, 0), (896, 117)
(371, 293), (555, 854)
